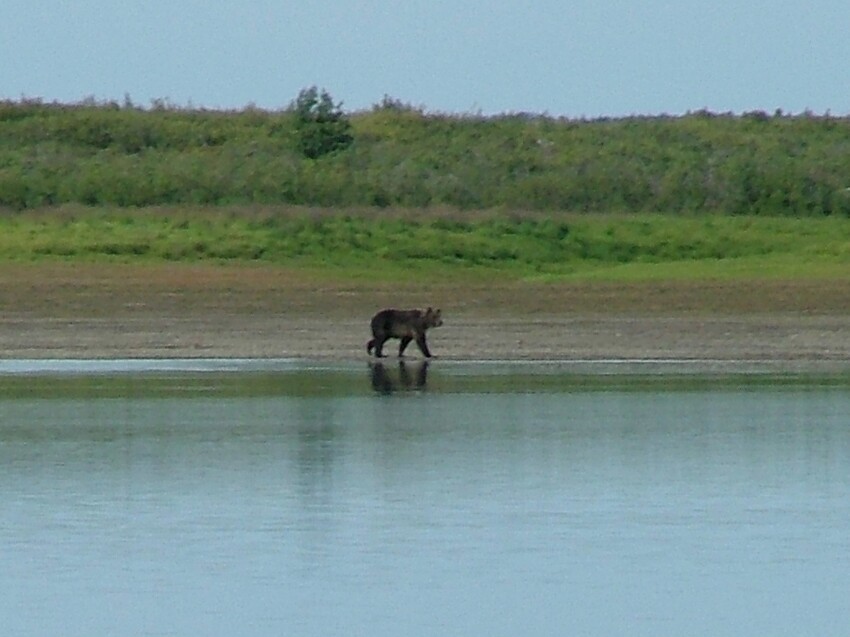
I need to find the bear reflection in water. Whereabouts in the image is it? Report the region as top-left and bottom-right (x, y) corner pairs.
(369, 360), (430, 394)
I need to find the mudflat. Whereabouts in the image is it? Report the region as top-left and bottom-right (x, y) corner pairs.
(1, 263), (850, 363)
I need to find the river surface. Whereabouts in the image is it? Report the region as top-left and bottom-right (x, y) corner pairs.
(1, 360), (849, 636)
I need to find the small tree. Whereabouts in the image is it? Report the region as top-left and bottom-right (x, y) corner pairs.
(291, 87), (353, 159)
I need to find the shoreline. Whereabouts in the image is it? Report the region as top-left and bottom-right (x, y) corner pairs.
(4, 314), (850, 367)
(1, 263), (850, 365)
(1, 356), (849, 375)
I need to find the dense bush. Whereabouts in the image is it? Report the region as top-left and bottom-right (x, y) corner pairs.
(2, 97), (850, 215)
(291, 87), (353, 159)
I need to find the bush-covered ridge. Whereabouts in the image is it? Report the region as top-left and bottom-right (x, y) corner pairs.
(2, 98), (850, 215)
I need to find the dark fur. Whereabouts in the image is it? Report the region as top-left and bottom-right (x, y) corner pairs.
(367, 307), (443, 358)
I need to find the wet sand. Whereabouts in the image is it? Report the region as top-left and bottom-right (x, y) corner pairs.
(1, 263), (849, 365)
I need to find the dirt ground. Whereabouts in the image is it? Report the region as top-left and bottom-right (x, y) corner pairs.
(1, 262), (850, 363)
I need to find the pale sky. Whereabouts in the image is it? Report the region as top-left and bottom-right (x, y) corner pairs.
(3, 0), (849, 117)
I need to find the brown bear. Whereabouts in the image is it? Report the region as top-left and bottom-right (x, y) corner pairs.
(367, 307), (443, 358)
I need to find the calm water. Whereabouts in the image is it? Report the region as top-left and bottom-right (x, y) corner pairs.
(2, 360), (849, 636)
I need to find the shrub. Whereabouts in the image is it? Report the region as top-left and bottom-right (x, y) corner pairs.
(290, 87), (353, 159)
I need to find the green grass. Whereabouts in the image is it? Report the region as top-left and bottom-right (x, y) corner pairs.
(1, 205), (849, 282)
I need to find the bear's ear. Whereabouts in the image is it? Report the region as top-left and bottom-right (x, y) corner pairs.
(434, 308), (441, 316)
(426, 306), (433, 314)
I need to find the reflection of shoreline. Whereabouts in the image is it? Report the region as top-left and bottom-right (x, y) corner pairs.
(369, 361), (429, 394)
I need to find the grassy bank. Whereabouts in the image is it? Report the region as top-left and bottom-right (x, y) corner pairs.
(2, 205), (849, 282)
